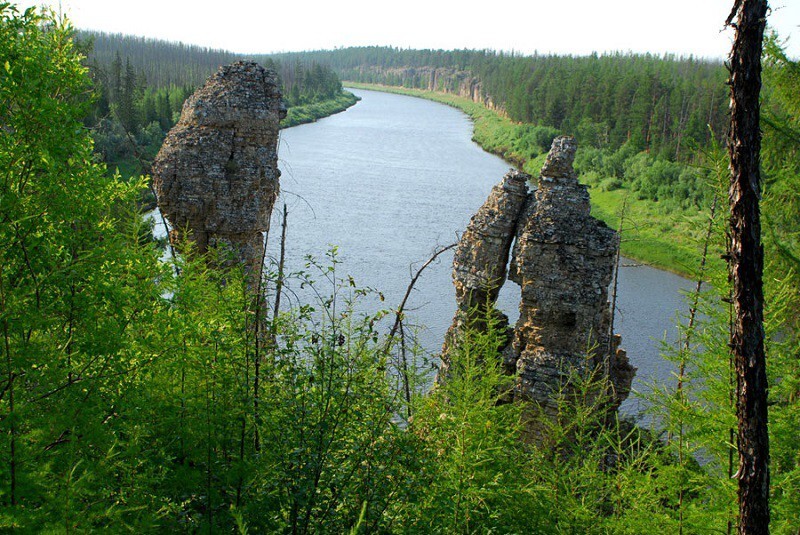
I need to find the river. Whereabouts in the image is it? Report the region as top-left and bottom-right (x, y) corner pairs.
(265, 88), (697, 416)
(156, 87), (694, 417)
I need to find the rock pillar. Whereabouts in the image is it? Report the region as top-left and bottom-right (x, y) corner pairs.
(440, 170), (529, 377)
(152, 61), (286, 280)
(443, 136), (635, 435)
(507, 136), (634, 424)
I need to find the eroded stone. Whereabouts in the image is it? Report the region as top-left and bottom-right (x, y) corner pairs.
(152, 60), (286, 280)
(443, 136), (635, 438)
(440, 170), (530, 377)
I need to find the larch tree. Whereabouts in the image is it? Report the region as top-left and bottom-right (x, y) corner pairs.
(725, 0), (771, 533)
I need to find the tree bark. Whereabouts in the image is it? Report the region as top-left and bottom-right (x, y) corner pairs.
(726, 1), (770, 533)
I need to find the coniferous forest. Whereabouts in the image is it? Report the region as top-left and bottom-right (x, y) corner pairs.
(1, 3), (799, 533)
(273, 46), (727, 154)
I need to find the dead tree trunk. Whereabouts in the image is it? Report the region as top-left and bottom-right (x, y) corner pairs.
(726, 1), (770, 533)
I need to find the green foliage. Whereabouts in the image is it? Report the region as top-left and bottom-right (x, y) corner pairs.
(531, 376), (672, 533)
(400, 314), (546, 533)
(762, 34), (800, 307)
(281, 90), (359, 128)
(760, 35), (800, 533)
(512, 124), (560, 159)
(3, 6), (799, 533)
(239, 253), (417, 532)
(271, 59), (345, 107)
(0, 4), (165, 528)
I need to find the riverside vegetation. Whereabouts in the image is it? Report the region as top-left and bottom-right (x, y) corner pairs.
(1, 4), (799, 533)
(278, 45), (782, 277)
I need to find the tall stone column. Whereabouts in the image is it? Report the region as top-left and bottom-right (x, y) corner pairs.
(440, 170), (530, 378)
(442, 136), (635, 439)
(152, 61), (286, 282)
(508, 136), (634, 428)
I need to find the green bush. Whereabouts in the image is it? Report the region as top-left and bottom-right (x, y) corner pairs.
(599, 177), (623, 191)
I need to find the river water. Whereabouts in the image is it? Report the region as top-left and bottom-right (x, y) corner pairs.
(264, 88), (697, 416)
(155, 87), (693, 417)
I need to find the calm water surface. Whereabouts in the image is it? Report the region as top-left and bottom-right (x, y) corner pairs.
(153, 88), (691, 416)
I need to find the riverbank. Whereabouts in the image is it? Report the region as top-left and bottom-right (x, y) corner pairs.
(281, 90), (360, 128)
(344, 82), (707, 277)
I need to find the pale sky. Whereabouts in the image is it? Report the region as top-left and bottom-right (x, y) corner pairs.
(14, 0), (800, 59)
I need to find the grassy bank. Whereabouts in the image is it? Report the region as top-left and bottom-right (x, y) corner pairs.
(345, 82), (708, 277)
(281, 90), (360, 128)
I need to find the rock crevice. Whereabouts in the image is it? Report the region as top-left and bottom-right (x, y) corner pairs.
(443, 136), (635, 432)
(440, 170), (530, 377)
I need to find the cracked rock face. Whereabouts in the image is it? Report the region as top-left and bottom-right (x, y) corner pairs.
(152, 61), (286, 278)
(443, 136), (635, 436)
(440, 170), (530, 377)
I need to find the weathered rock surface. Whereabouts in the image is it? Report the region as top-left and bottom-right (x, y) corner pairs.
(440, 170), (529, 376)
(152, 61), (286, 278)
(452, 170), (530, 316)
(443, 136), (635, 436)
(507, 137), (634, 423)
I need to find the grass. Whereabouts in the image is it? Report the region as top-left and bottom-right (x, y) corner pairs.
(587, 187), (718, 276)
(345, 82), (710, 277)
(281, 90), (360, 128)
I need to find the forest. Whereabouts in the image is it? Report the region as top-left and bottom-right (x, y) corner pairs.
(1, 2), (798, 533)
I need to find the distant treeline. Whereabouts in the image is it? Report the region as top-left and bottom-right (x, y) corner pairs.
(81, 31), (347, 104)
(270, 47), (728, 160)
(80, 31), (238, 87)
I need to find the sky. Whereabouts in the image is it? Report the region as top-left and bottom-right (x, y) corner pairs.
(13, 0), (800, 59)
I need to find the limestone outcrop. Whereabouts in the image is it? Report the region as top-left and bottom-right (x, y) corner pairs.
(353, 66), (504, 114)
(443, 136), (635, 432)
(152, 61), (286, 278)
(440, 170), (529, 377)
(507, 137), (634, 420)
